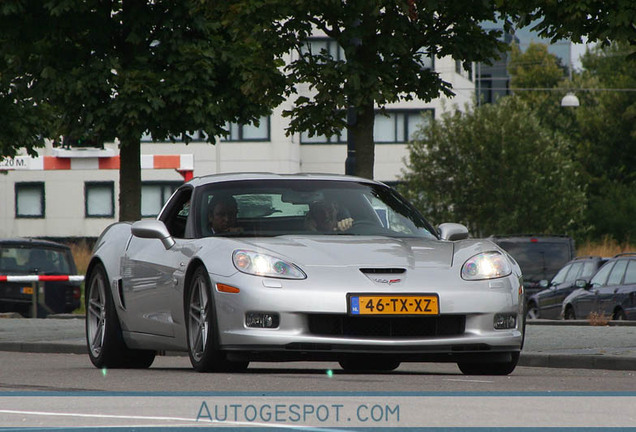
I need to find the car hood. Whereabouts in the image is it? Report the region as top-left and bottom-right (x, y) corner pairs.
(234, 236), (455, 269)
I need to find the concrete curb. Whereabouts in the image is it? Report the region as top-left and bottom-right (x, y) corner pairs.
(528, 319), (636, 327)
(0, 341), (86, 355)
(519, 352), (636, 371)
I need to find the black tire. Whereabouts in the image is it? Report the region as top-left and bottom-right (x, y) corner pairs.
(85, 263), (155, 369)
(563, 305), (576, 320)
(185, 266), (249, 372)
(526, 302), (540, 319)
(339, 355), (400, 372)
(457, 352), (520, 376)
(613, 308), (627, 321)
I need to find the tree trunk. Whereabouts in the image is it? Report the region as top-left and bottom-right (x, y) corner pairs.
(351, 103), (375, 179)
(118, 137), (141, 221)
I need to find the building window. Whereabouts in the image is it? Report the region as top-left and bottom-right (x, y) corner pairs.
(141, 181), (182, 217)
(300, 37), (346, 62)
(141, 118), (270, 143)
(455, 60), (474, 81)
(416, 49), (434, 70)
(15, 182), (45, 218)
(300, 130), (347, 144)
(220, 116), (270, 142)
(374, 110), (434, 143)
(301, 109), (433, 144)
(85, 182), (114, 218)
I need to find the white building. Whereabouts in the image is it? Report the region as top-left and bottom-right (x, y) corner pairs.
(0, 51), (474, 240)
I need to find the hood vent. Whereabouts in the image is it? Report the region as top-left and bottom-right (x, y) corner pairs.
(360, 268), (406, 274)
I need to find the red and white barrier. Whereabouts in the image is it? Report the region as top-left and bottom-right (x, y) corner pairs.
(0, 275), (84, 283)
(0, 154), (194, 181)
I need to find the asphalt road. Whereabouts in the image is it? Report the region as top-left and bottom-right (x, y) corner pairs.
(0, 351), (634, 429)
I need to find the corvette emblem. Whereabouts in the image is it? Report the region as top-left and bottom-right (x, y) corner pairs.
(372, 278), (402, 285)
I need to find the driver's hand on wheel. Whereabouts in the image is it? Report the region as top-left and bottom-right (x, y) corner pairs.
(336, 217), (354, 231)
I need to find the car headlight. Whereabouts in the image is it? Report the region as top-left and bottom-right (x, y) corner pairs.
(233, 250), (306, 279)
(461, 251), (512, 280)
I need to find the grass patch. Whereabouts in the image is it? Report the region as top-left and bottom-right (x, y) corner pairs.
(69, 240), (93, 316)
(577, 236), (635, 257)
(587, 311), (610, 326)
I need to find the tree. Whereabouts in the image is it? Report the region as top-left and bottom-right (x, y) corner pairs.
(0, 1), (285, 221)
(222, 0), (516, 179)
(399, 97), (587, 237)
(505, 0), (636, 57)
(573, 43), (636, 242)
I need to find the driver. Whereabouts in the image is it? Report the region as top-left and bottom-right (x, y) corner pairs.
(208, 195), (242, 234)
(305, 201), (353, 232)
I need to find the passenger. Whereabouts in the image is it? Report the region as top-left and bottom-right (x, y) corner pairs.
(208, 195), (242, 234)
(305, 201), (354, 232)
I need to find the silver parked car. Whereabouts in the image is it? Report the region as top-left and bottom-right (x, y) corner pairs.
(85, 173), (524, 375)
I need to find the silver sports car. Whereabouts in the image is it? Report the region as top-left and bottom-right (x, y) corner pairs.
(85, 173), (524, 375)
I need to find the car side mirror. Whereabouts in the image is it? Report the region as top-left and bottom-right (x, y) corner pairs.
(131, 220), (175, 249)
(438, 223), (469, 241)
(539, 279), (549, 289)
(574, 279), (589, 289)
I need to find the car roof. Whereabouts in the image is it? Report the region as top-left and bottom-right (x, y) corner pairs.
(185, 172), (384, 188)
(0, 238), (71, 250)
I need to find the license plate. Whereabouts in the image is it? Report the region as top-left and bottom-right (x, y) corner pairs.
(348, 294), (439, 316)
(21, 287), (34, 295)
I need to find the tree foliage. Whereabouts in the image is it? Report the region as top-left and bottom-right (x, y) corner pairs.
(400, 97), (587, 237)
(222, 0), (515, 179)
(573, 43), (636, 242)
(0, 0), (285, 220)
(504, 0), (636, 57)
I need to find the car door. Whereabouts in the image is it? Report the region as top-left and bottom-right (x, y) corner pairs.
(574, 261), (614, 318)
(618, 259), (636, 318)
(545, 262), (583, 319)
(538, 263), (571, 319)
(598, 259), (628, 316)
(121, 187), (194, 337)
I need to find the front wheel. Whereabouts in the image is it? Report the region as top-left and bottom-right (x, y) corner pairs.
(85, 263), (155, 369)
(186, 266), (248, 372)
(457, 352), (519, 376)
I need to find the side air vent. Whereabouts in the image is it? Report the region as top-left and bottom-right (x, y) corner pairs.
(360, 268), (406, 274)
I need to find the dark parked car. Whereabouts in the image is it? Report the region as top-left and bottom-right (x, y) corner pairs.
(0, 238), (81, 317)
(490, 235), (575, 298)
(526, 256), (607, 319)
(562, 253), (636, 321)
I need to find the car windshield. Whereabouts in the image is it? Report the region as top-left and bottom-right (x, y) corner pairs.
(0, 246), (73, 275)
(195, 179), (437, 239)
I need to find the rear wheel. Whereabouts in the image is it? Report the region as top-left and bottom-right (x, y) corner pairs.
(339, 355), (400, 372)
(86, 263), (155, 369)
(613, 308), (627, 321)
(457, 352), (519, 376)
(186, 266), (248, 372)
(563, 305), (576, 320)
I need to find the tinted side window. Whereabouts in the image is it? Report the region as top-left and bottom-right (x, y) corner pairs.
(607, 260), (628, 286)
(564, 262), (583, 283)
(159, 188), (192, 238)
(624, 260), (636, 285)
(590, 262), (615, 287)
(580, 261), (599, 279)
(551, 264), (571, 285)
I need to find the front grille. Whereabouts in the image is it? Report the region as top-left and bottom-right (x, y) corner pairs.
(308, 314), (465, 338)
